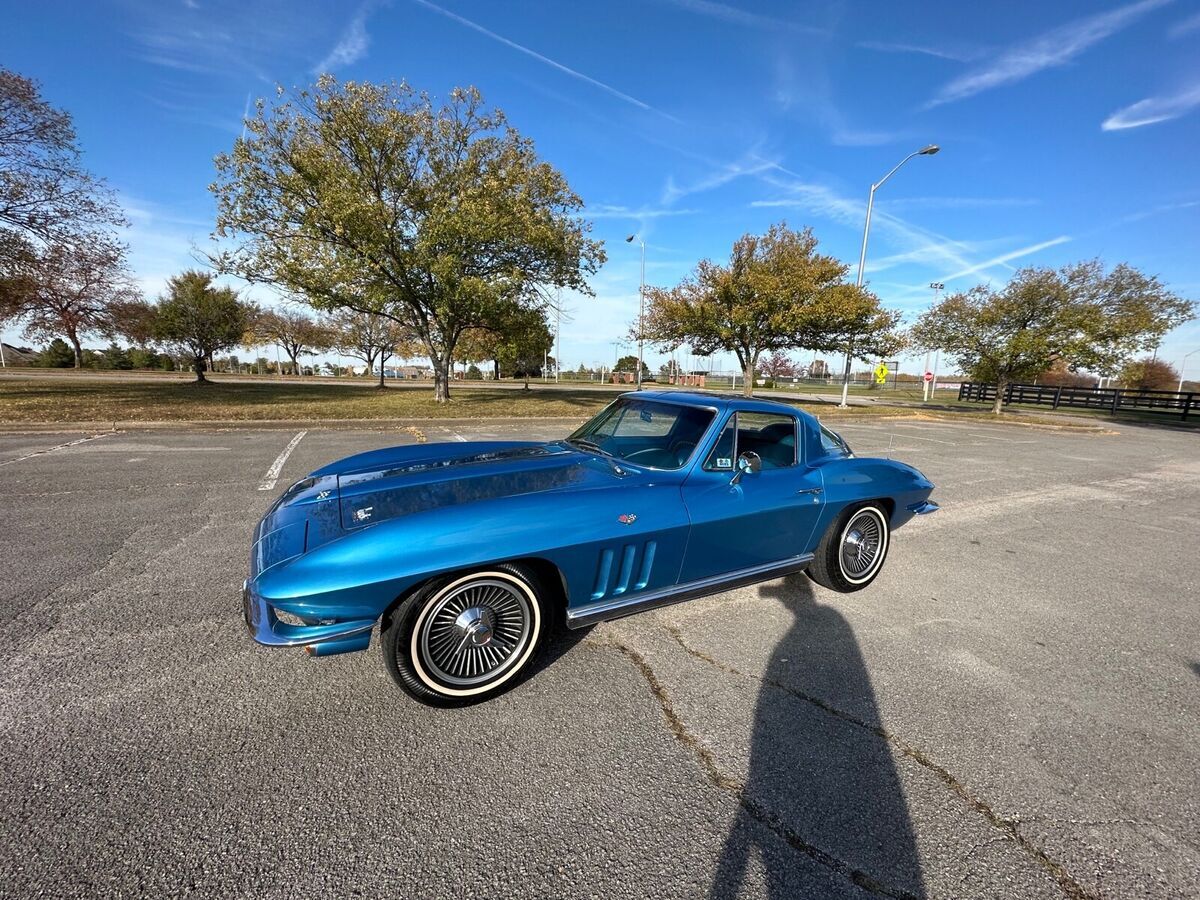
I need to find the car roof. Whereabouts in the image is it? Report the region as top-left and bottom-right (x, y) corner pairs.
(622, 389), (818, 423)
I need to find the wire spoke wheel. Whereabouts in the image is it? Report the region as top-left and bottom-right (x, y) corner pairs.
(838, 508), (888, 585)
(417, 577), (533, 688)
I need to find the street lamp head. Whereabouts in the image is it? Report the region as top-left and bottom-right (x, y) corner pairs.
(918, 144), (940, 155)
(625, 234), (636, 242)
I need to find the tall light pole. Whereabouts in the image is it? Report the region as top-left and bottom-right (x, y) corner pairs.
(626, 234), (646, 389)
(1179, 348), (1200, 393)
(838, 144), (940, 408)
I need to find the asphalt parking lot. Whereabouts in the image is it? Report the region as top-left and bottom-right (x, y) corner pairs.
(0, 416), (1197, 899)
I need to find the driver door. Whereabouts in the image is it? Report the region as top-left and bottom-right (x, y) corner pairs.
(679, 411), (824, 583)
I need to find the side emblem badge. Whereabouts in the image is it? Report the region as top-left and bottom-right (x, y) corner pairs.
(316, 490), (331, 500)
(618, 513), (637, 525)
(354, 507), (374, 523)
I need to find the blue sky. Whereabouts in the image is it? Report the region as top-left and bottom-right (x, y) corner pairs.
(3, 0), (1199, 377)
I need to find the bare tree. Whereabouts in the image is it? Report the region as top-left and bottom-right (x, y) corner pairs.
(0, 68), (126, 267)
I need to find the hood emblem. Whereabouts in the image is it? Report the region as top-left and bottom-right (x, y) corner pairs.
(618, 513), (637, 525)
(353, 507), (374, 523)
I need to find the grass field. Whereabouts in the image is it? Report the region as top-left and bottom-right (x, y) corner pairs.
(0, 375), (1171, 429)
(0, 378), (615, 422)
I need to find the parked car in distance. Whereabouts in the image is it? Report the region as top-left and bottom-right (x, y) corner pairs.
(243, 392), (938, 705)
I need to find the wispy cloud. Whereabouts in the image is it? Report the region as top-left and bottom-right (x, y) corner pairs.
(586, 204), (698, 220)
(661, 0), (826, 34)
(750, 167), (983, 275)
(936, 237), (1072, 284)
(1168, 10), (1200, 36)
(314, 2), (378, 73)
(1114, 199), (1200, 224)
(856, 40), (982, 63)
(411, 0), (680, 122)
(661, 155), (777, 205)
(1102, 83), (1200, 129)
(925, 0), (1173, 108)
(879, 196), (1041, 211)
(772, 52), (910, 147)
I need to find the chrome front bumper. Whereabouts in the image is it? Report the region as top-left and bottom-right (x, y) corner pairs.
(242, 581), (375, 652)
(907, 500), (940, 515)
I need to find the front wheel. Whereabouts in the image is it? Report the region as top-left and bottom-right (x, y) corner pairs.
(381, 563), (546, 706)
(807, 503), (891, 593)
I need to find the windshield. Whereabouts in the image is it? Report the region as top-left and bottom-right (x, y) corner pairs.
(566, 398), (715, 470)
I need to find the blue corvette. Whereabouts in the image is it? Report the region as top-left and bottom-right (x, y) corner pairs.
(244, 391), (937, 705)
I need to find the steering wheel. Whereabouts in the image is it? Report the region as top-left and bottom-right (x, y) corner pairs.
(623, 448), (677, 467)
(669, 440), (697, 465)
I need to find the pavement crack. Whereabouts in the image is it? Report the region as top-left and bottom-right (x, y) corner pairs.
(663, 624), (1096, 900)
(595, 635), (921, 900)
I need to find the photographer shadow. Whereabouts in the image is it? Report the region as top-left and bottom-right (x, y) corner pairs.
(710, 574), (925, 899)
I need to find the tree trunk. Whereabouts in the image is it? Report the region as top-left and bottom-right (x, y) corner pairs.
(194, 355), (207, 383)
(493, 360), (500, 381)
(434, 355), (451, 402)
(69, 335), (83, 369)
(377, 353), (389, 389)
(742, 353), (758, 398)
(992, 378), (1006, 415)
(289, 354), (300, 376)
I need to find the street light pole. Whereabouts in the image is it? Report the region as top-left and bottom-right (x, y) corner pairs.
(627, 234), (646, 389)
(1179, 348), (1200, 393)
(838, 144), (940, 408)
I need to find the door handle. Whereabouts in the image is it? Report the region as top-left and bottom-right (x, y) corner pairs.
(796, 487), (823, 495)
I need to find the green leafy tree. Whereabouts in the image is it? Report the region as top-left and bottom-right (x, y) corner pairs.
(210, 77), (604, 402)
(614, 354), (650, 377)
(912, 262), (1194, 414)
(465, 363), (483, 380)
(36, 337), (74, 367)
(459, 305), (553, 388)
(641, 224), (902, 397)
(152, 271), (252, 383)
(98, 342), (132, 370)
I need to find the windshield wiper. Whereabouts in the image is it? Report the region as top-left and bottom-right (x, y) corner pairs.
(564, 438), (627, 475)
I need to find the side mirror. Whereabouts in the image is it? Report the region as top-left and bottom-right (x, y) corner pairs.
(730, 450), (762, 485)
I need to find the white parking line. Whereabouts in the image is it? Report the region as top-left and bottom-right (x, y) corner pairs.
(441, 427), (468, 442)
(0, 432), (114, 468)
(258, 431), (307, 491)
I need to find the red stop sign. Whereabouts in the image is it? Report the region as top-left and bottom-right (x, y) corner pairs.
(923, 371), (934, 382)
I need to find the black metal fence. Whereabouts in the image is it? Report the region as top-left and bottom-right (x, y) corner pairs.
(958, 382), (1197, 420)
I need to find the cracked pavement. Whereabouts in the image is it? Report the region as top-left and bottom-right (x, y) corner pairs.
(0, 417), (1197, 899)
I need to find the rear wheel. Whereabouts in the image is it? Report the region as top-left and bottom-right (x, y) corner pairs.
(381, 563), (546, 706)
(807, 503), (891, 593)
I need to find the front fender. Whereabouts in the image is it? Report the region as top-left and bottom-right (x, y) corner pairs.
(253, 480), (691, 622)
(804, 457), (935, 552)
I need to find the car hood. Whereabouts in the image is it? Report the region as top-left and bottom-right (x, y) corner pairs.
(326, 440), (628, 531)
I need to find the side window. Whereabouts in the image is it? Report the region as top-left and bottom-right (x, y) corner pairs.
(704, 416), (737, 470)
(819, 424), (849, 457)
(736, 412), (797, 469)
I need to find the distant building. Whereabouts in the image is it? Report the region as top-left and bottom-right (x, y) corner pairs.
(0, 343), (39, 366)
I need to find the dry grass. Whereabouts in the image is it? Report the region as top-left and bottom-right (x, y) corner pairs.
(0, 378), (611, 422)
(0, 376), (1140, 429)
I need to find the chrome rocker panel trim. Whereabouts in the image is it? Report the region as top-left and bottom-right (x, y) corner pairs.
(565, 554), (814, 630)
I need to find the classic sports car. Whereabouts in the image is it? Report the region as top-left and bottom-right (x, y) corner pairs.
(244, 391), (937, 705)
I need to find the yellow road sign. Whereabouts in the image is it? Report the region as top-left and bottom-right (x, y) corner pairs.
(874, 363), (888, 385)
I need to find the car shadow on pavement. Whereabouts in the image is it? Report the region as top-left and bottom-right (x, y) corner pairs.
(710, 574), (925, 899)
